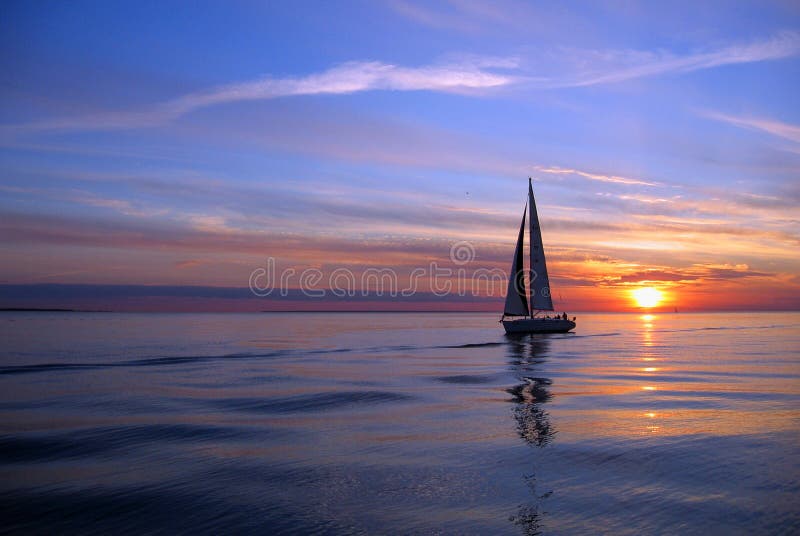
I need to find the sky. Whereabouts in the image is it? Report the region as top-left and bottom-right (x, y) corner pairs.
(1, 0), (799, 312)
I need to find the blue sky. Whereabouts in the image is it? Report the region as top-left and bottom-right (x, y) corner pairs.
(1, 1), (799, 310)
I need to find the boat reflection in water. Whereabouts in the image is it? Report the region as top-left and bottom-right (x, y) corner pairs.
(506, 333), (556, 535)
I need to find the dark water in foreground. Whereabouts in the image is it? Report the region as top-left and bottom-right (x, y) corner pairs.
(1, 312), (798, 534)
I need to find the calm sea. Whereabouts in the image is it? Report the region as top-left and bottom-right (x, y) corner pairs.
(1, 312), (798, 534)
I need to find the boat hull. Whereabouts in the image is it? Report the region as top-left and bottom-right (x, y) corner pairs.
(502, 318), (576, 334)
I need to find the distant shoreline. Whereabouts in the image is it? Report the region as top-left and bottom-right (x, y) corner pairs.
(1, 308), (798, 314)
(0, 308), (110, 313)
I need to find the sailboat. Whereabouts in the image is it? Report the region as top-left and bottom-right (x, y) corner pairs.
(502, 178), (576, 334)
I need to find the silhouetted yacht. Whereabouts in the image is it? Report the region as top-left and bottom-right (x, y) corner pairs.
(501, 179), (576, 334)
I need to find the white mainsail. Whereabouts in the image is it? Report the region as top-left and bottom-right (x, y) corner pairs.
(528, 179), (554, 311)
(503, 205), (530, 316)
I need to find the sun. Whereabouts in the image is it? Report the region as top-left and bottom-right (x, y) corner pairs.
(631, 287), (664, 308)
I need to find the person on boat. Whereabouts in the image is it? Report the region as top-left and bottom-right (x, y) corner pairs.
(562, 312), (568, 320)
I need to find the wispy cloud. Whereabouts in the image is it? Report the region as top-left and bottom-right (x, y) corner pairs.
(174, 259), (205, 269)
(0, 184), (167, 219)
(4, 31), (798, 135)
(699, 110), (800, 145)
(168, 58), (516, 112)
(387, 0), (519, 33)
(6, 58), (517, 132)
(541, 31), (800, 88)
(617, 194), (673, 204)
(69, 193), (167, 218)
(534, 166), (660, 186)
(606, 263), (774, 286)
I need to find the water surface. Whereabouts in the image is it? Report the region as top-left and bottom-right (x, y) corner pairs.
(1, 312), (798, 534)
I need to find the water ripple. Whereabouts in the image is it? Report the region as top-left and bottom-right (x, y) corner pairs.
(205, 391), (415, 414)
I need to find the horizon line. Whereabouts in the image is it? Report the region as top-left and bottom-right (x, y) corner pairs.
(3, 308), (799, 314)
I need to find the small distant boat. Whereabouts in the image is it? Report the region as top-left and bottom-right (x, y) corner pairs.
(501, 179), (576, 334)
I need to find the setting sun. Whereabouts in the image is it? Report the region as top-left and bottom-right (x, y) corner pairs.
(632, 287), (664, 308)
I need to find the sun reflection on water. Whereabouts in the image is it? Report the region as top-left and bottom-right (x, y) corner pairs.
(640, 314), (662, 433)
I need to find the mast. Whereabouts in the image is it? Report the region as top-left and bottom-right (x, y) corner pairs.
(503, 204), (530, 317)
(528, 178), (554, 312)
